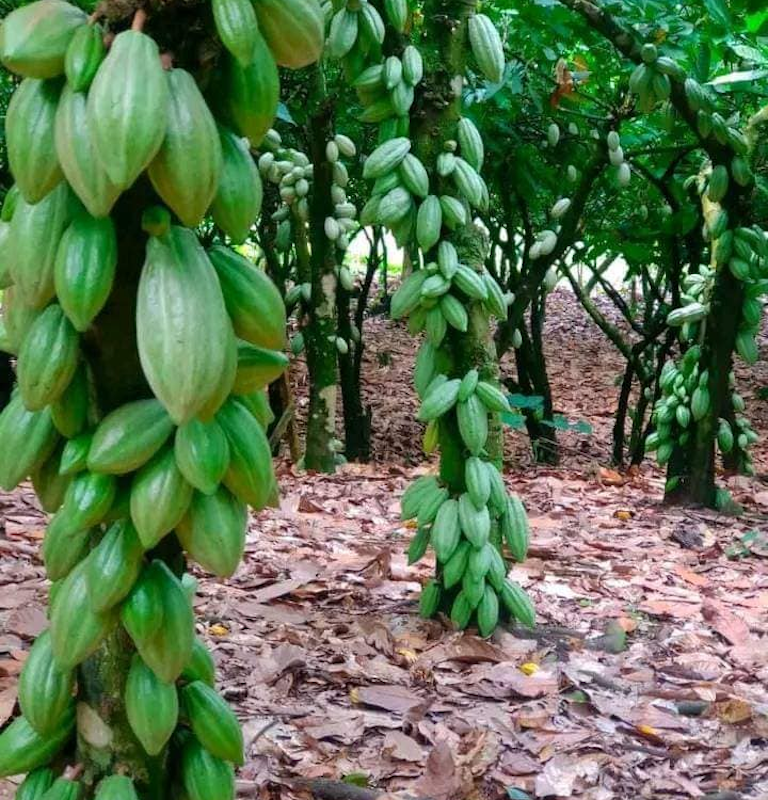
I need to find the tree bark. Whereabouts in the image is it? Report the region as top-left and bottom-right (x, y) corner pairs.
(303, 66), (339, 473)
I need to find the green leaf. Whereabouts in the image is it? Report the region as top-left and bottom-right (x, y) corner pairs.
(703, 0), (732, 30)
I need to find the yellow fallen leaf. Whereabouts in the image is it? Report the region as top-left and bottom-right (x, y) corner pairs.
(404, 519), (418, 529)
(615, 510), (632, 521)
(209, 623), (229, 637)
(349, 687), (360, 704)
(520, 662), (539, 676)
(396, 647), (418, 665)
(636, 724), (657, 736)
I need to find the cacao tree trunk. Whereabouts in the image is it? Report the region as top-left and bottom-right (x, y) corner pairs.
(303, 67), (339, 473)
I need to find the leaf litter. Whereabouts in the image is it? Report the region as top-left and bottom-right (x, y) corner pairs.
(0, 292), (767, 799)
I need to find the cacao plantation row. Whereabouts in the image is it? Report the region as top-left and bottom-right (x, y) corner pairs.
(0, 0), (764, 794)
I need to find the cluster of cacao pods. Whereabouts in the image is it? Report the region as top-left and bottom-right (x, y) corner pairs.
(634, 44), (766, 481)
(0, 0), (324, 793)
(328, 4), (533, 635)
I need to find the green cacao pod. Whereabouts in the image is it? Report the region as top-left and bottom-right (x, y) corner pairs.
(211, 127), (263, 245)
(0, 709), (73, 777)
(16, 768), (55, 800)
(181, 681), (244, 764)
(407, 526), (430, 565)
(419, 579), (441, 618)
(148, 69), (222, 227)
(17, 304), (79, 412)
(31, 445), (71, 513)
(180, 737), (235, 800)
(61, 469), (116, 531)
(736, 330), (758, 365)
(416, 484), (449, 528)
(10, 182), (73, 308)
(384, 0), (408, 32)
(216, 398), (275, 509)
(18, 630), (74, 736)
(328, 9), (358, 60)
(50, 557), (117, 670)
(252, 0), (324, 69)
(174, 419), (230, 496)
(64, 23), (104, 92)
(3, 287), (42, 354)
(137, 227), (232, 424)
(399, 153), (430, 199)
(450, 591), (473, 630)
(468, 13), (504, 83)
(452, 264), (488, 301)
(430, 498), (461, 563)
(457, 117), (484, 171)
(88, 399), (174, 475)
(86, 520), (145, 612)
(462, 574), (486, 609)
(54, 85), (120, 217)
(465, 456), (491, 508)
(418, 377), (461, 422)
(402, 46), (423, 86)
(233, 343), (289, 394)
(475, 380), (511, 413)
(6, 77), (63, 203)
(93, 776), (139, 800)
(458, 493), (490, 547)
(439, 195), (467, 230)
(208, 246), (286, 350)
(364, 137), (411, 180)
(501, 495), (529, 562)
(707, 164), (729, 203)
(477, 585), (499, 637)
(176, 487), (247, 578)
(500, 580), (535, 627)
(443, 540), (470, 589)
(42, 512), (89, 581)
(181, 637), (216, 687)
(416, 195), (442, 252)
(196, 323), (238, 424)
(457, 393), (488, 456)
(0, 391), (59, 491)
(390, 270), (428, 320)
(0, 0), (86, 79)
(132, 560), (194, 683)
(54, 212), (117, 332)
(87, 30), (169, 188)
(718, 419), (734, 453)
(401, 474), (440, 521)
(691, 386), (710, 421)
(212, 0), (259, 66)
(125, 654), (179, 756)
(0, 221), (13, 291)
(215, 38), (278, 147)
(121, 562), (164, 645)
(130, 447), (194, 549)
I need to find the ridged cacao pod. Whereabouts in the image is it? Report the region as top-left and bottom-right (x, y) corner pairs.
(42, 512), (89, 581)
(31, 444), (71, 513)
(181, 637), (216, 687)
(0, 0), (86, 79)
(137, 227), (232, 425)
(17, 304), (80, 412)
(131, 560), (194, 683)
(86, 519), (145, 612)
(55, 85), (120, 217)
(50, 557), (117, 670)
(174, 419), (231, 496)
(64, 23), (105, 92)
(216, 398), (275, 509)
(16, 768), (55, 800)
(211, 127), (263, 244)
(5, 77), (63, 203)
(0, 391), (59, 491)
(180, 737), (236, 800)
(130, 447), (194, 549)
(9, 181), (74, 308)
(176, 487), (247, 577)
(125, 654), (179, 756)
(88, 399), (174, 476)
(0, 706), (74, 778)
(233, 343), (289, 394)
(252, 0), (324, 69)
(215, 37), (279, 148)
(181, 681), (244, 765)
(50, 362), (90, 438)
(87, 30), (169, 188)
(18, 630), (74, 736)
(54, 212), (117, 332)
(208, 246), (286, 350)
(148, 69), (222, 227)
(93, 776), (139, 800)
(212, 0), (259, 66)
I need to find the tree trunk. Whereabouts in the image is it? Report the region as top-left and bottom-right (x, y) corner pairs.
(303, 67), (339, 473)
(78, 186), (169, 793)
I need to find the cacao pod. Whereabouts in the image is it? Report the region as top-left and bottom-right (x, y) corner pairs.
(181, 681), (244, 764)
(125, 654), (179, 756)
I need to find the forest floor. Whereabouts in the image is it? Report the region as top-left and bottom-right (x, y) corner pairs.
(1, 290), (768, 800)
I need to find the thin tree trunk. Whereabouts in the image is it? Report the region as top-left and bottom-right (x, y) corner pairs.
(303, 67), (339, 473)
